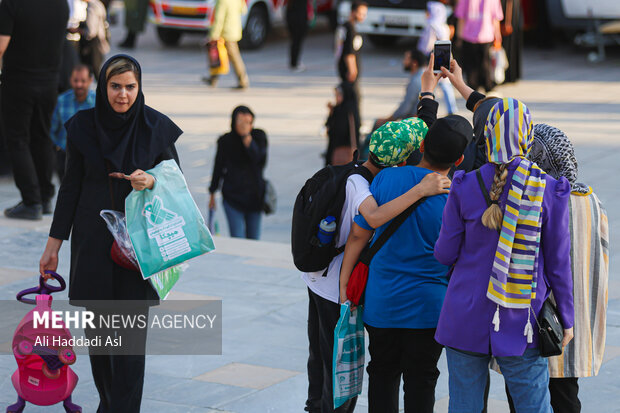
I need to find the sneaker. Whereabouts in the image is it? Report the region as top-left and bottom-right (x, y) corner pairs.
(201, 76), (218, 87)
(231, 84), (249, 90)
(4, 202), (43, 220)
(291, 64), (306, 73)
(42, 200), (53, 215)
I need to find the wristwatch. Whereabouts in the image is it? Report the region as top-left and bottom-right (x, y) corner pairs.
(419, 92), (435, 100)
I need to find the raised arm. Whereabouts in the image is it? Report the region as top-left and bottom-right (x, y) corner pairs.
(244, 129), (267, 169)
(441, 59), (475, 102)
(415, 53), (444, 128)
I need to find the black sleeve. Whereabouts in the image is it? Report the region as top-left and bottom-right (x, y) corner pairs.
(466, 91), (486, 112)
(208, 137), (225, 194)
(0, 0), (16, 36)
(416, 98), (440, 129)
(49, 139), (84, 240)
(342, 24), (354, 56)
(245, 129), (267, 170)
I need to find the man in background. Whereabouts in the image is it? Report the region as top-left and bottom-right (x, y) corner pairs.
(50, 65), (96, 181)
(0, 0), (69, 220)
(335, 1), (367, 119)
(119, 0), (149, 48)
(375, 49), (427, 127)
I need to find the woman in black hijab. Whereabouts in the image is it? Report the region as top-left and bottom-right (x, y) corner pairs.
(39, 54), (182, 413)
(324, 82), (360, 166)
(208, 105), (267, 240)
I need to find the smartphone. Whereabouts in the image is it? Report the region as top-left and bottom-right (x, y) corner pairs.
(433, 40), (451, 73)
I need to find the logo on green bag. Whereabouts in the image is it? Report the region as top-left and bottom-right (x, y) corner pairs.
(143, 196), (178, 226)
(143, 196), (191, 262)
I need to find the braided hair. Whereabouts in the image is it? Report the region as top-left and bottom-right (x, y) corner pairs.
(481, 163), (509, 230)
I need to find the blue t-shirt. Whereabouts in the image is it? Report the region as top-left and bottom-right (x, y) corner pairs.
(354, 166), (450, 329)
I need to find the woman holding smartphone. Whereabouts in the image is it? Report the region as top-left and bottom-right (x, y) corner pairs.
(39, 54), (182, 413)
(433, 96), (574, 413)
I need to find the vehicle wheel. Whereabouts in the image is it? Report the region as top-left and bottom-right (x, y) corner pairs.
(367, 34), (399, 48)
(240, 5), (268, 50)
(58, 347), (76, 365)
(42, 364), (61, 380)
(156, 27), (182, 46)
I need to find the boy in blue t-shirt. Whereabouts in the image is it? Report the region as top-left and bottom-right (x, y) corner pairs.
(340, 114), (473, 413)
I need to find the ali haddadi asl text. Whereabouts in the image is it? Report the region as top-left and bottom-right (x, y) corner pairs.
(34, 335), (121, 347)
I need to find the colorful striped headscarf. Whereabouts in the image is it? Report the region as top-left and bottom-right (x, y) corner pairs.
(484, 98), (546, 343)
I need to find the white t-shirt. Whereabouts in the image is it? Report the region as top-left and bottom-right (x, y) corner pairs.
(301, 173), (372, 303)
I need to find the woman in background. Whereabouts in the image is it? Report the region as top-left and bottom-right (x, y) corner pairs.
(209, 106), (268, 239)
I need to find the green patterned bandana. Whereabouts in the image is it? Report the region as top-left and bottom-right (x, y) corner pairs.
(369, 119), (428, 167)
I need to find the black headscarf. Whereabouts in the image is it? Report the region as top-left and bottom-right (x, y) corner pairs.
(65, 54), (182, 172)
(472, 97), (502, 146)
(230, 105), (255, 133)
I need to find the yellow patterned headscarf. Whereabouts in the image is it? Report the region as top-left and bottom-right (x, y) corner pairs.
(484, 98), (547, 344)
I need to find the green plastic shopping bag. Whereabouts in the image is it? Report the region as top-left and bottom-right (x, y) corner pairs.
(333, 303), (365, 409)
(125, 159), (215, 279)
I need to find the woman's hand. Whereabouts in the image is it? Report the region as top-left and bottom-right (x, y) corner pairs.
(562, 327), (574, 348)
(441, 58), (464, 88)
(417, 172), (451, 197)
(40, 237), (63, 279)
(110, 169), (155, 191)
(441, 59), (474, 101)
(242, 134), (252, 148)
(209, 194), (216, 210)
(421, 53), (444, 95)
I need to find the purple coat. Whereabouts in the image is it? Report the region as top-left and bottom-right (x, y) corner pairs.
(434, 160), (574, 357)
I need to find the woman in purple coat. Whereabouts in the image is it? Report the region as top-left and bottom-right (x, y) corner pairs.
(433, 97), (574, 413)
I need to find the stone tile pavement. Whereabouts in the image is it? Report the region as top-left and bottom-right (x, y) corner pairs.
(0, 12), (619, 412)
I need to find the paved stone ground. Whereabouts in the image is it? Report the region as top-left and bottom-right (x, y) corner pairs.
(0, 11), (619, 412)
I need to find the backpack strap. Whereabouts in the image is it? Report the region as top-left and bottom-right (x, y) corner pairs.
(361, 197), (427, 265)
(351, 164), (374, 184)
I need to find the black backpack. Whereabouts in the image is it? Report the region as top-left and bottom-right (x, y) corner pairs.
(291, 157), (374, 273)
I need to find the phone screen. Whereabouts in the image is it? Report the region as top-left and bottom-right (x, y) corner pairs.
(434, 43), (451, 72)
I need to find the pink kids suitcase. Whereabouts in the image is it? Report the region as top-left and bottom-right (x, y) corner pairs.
(7, 271), (81, 413)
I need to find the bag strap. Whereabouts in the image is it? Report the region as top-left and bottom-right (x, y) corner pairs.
(362, 197), (427, 264)
(476, 168), (502, 235)
(476, 169), (492, 208)
(351, 164), (373, 185)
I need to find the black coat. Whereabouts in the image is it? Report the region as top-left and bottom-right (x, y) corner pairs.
(208, 129), (267, 212)
(49, 110), (180, 301)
